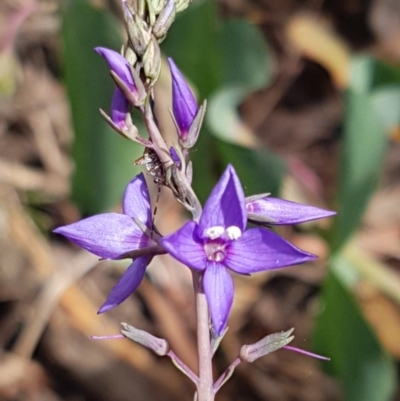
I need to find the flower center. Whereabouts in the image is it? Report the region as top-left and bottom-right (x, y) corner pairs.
(202, 225), (242, 262)
(204, 241), (226, 262)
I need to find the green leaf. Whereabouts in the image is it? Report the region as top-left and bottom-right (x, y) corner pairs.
(162, 0), (222, 98)
(217, 139), (285, 197)
(62, 0), (142, 214)
(371, 86), (400, 131)
(218, 19), (271, 88)
(314, 267), (396, 401)
(350, 55), (400, 92)
(332, 89), (386, 250)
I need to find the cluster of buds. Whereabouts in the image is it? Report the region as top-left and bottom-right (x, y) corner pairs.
(96, 0), (206, 219)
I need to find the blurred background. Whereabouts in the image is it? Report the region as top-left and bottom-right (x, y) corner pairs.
(1, 0), (400, 400)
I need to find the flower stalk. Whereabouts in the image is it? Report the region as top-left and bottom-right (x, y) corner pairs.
(193, 271), (215, 401)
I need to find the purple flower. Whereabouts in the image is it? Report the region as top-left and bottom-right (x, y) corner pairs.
(95, 47), (136, 129)
(161, 165), (316, 335)
(168, 58), (198, 140)
(54, 174), (157, 313)
(246, 195), (336, 225)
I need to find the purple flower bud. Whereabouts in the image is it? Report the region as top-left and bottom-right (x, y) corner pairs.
(111, 88), (130, 129)
(168, 58), (198, 141)
(95, 47), (135, 90)
(246, 195), (336, 225)
(95, 47), (137, 127)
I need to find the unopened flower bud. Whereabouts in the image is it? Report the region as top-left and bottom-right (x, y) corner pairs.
(153, 0), (176, 40)
(240, 328), (294, 363)
(95, 47), (138, 126)
(111, 88), (130, 129)
(143, 37), (161, 81)
(95, 47), (135, 90)
(245, 194), (337, 225)
(127, 14), (151, 56)
(168, 58), (201, 147)
(121, 322), (169, 356)
(123, 45), (137, 66)
(175, 0), (191, 13)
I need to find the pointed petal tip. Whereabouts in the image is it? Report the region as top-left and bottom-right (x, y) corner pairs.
(97, 303), (116, 314)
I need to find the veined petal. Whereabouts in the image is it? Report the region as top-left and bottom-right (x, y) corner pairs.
(94, 47), (134, 88)
(122, 173), (152, 226)
(54, 214), (149, 259)
(246, 196), (337, 225)
(199, 165), (246, 236)
(98, 255), (152, 313)
(225, 228), (317, 274)
(168, 58), (197, 137)
(161, 221), (207, 270)
(111, 88), (130, 129)
(203, 262), (234, 336)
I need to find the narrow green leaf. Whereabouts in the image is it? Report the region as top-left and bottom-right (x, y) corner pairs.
(314, 267), (396, 401)
(332, 90), (386, 250)
(371, 86), (400, 131)
(219, 19), (271, 88)
(162, 0), (222, 98)
(62, 0), (142, 214)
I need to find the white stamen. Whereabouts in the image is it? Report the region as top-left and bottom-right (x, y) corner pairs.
(203, 226), (225, 239)
(226, 226), (242, 240)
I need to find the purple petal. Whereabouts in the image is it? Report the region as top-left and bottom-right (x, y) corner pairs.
(246, 196), (337, 225)
(225, 228), (317, 274)
(98, 255), (151, 313)
(94, 47), (134, 89)
(122, 173), (152, 226)
(161, 221), (207, 271)
(111, 88), (130, 129)
(169, 146), (181, 168)
(168, 58), (198, 137)
(54, 213), (150, 259)
(203, 262), (234, 336)
(198, 165), (246, 236)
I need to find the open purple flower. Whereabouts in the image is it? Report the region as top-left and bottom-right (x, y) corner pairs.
(54, 174), (159, 313)
(161, 165), (317, 335)
(95, 47), (136, 129)
(168, 58), (199, 144)
(246, 195), (336, 225)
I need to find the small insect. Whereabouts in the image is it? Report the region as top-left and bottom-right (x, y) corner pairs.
(134, 147), (166, 184)
(134, 147), (166, 237)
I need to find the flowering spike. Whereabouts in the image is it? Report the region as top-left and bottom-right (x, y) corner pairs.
(246, 194), (337, 225)
(168, 58), (199, 145)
